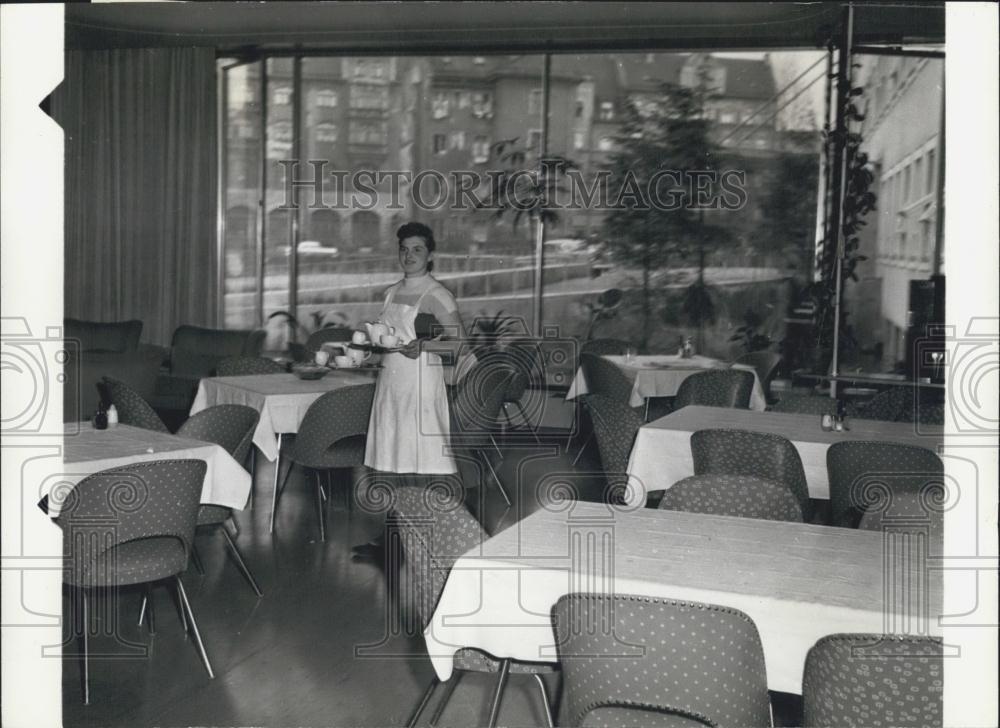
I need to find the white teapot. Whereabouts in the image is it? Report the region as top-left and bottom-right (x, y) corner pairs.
(363, 321), (394, 344)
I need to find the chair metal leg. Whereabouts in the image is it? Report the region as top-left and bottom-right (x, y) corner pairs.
(533, 673), (555, 728)
(479, 450), (511, 507)
(227, 513), (241, 539)
(514, 401), (541, 444)
(138, 585), (156, 634)
(572, 432), (593, 466)
(429, 672), (462, 726)
(486, 659), (511, 728)
(175, 577), (214, 679)
(80, 589), (90, 705)
(644, 397), (650, 422)
(222, 527), (263, 597)
(406, 677), (439, 728)
(314, 471), (326, 542)
(138, 594), (146, 627)
(268, 434), (284, 533)
(248, 447), (256, 509)
(191, 543), (205, 575)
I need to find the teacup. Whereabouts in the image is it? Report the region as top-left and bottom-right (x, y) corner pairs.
(347, 345), (372, 365)
(333, 355), (352, 368)
(380, 333), (399, 349)
(314, 350), (330, 366)
(352, 330), (368, 346)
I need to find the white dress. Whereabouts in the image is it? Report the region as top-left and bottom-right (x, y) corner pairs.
(364, 277), (458, 474)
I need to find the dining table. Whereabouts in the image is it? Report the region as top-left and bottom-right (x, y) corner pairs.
(624, 405), (944, 506)
(423, 501), (943, 695)
(189, 370), (378, 532)
(46, 422), (252, 517)
(565, 354), (768, 411)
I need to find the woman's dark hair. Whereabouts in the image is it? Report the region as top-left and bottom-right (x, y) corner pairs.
(397, 221), (436, 272)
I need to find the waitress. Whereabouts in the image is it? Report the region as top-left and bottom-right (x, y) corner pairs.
(364, 222), (464, 478)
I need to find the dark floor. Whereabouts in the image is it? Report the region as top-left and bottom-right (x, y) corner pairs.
(60, 426), (802, 727)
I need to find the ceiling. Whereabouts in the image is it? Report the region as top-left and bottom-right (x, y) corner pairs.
(65, 2), (946, 54)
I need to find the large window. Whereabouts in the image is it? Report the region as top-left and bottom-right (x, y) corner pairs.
(220, 51), (833, 378)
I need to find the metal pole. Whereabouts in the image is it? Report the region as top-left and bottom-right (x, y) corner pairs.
(257, 61), (268, 328)
(532, 54), (551, 337)
(932, 61), (945, 276)
(289, 55), (302, 326)
(830, 4), (855, 397)
(217, 63), (228, 327)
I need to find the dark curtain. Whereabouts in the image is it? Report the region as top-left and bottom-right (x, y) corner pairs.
(53, 47), (217, 346)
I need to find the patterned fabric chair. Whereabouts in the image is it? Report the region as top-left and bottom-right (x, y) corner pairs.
(673, 369), (755, 410)
(304, 326), (353, 353)
(691, 428), (812, 520)
(734, 351), (782, 403)
(769, 392), (838, 416)
(574, 353), (642, 467)
(826, 441), (943, 529)
(102, 376), (170, 432)
(390, 487), (555, 728)
(55, 460), (213, 703)
(580, 338), (631, 356)
(278, 383), (375, 541)
(584, 394), (644, 503)
(485, 348), (541, 443)
(803, 634), (943, 727)
(450, 354), (518, 506)
(659, 474), (805, 522)
(857, 489), (944, 554)
(551, 593), (771, 728)
(849, 387), (946, 425)
(176, 404), (262, 596)
(215, 356), (286, 376)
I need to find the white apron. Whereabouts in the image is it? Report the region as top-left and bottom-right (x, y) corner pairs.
(364, 283), (457, 474)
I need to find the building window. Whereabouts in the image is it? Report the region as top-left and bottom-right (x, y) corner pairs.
(599, 101), (614, 121)
(351, 84), (389, 110)
(528, 89), (543, 115)
(349, 121), (387, 145)
(719, 111), (736, 124)
(433, 133), (447, 154)
(315, 89), (338, 107)
(472, 135), (490, 163)
(926, 149), (936, 194)
(352, 60), (386, 80)
(315, 123), (338, 142)
(903, 165), (912, 204)
(597, 136), (614, 152)
(449, 131), (465, 150)
(431, 91), (450, 119)
(573, 131), (586, 150)
(471, 92), (492, 118)
(527, 129), (542, 152)
(272, 86), (292, 105)
(575, 101), (585, 118)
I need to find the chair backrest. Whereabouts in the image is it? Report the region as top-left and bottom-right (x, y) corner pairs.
(305, 326), (353, 353)
(691, 428), (810, 519)
(658, 474), (805, 522)
(216, 356), (286, 376)
(852, 387), (910, 423)
(102, 376), (169, 432)
(579, 352), (634, 407)
(770, 392), (838, 416)
(857, 489), (944, 551)
(389, 486), (487, 629)
(55, 459), (207, 587)
(581, 338), (630, 356)
(585, 394), (644, 478)
(803, 634), (943, 727)
(826, 440), (943, 529)
(552, 593), (771, 728)
(64, 318), (143, 353)
(734, 351), (782, 400)
(170, 325), (266, 377)
(176, 404), (260, 464)
(674, 369), (755, 410)
(290, 383), (376, 466)
(451, 353), (516, 435)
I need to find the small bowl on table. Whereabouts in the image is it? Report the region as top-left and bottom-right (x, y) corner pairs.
(292, 364), (329, 381)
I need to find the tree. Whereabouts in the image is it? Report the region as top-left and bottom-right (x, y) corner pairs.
(758, 147), (820, 272)
(603, 63), (723, 350)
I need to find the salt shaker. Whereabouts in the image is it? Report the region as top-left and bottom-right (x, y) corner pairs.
(107, 404), (119, 427)
(820, 413), (833, 431)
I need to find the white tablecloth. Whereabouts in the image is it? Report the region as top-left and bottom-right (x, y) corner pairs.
(624, 405), (944, 505)
(50, 423), (252, 516)
(565, 355), (767, 411)
(189, 371), (377, 460)
(424, 502), (942, 694)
